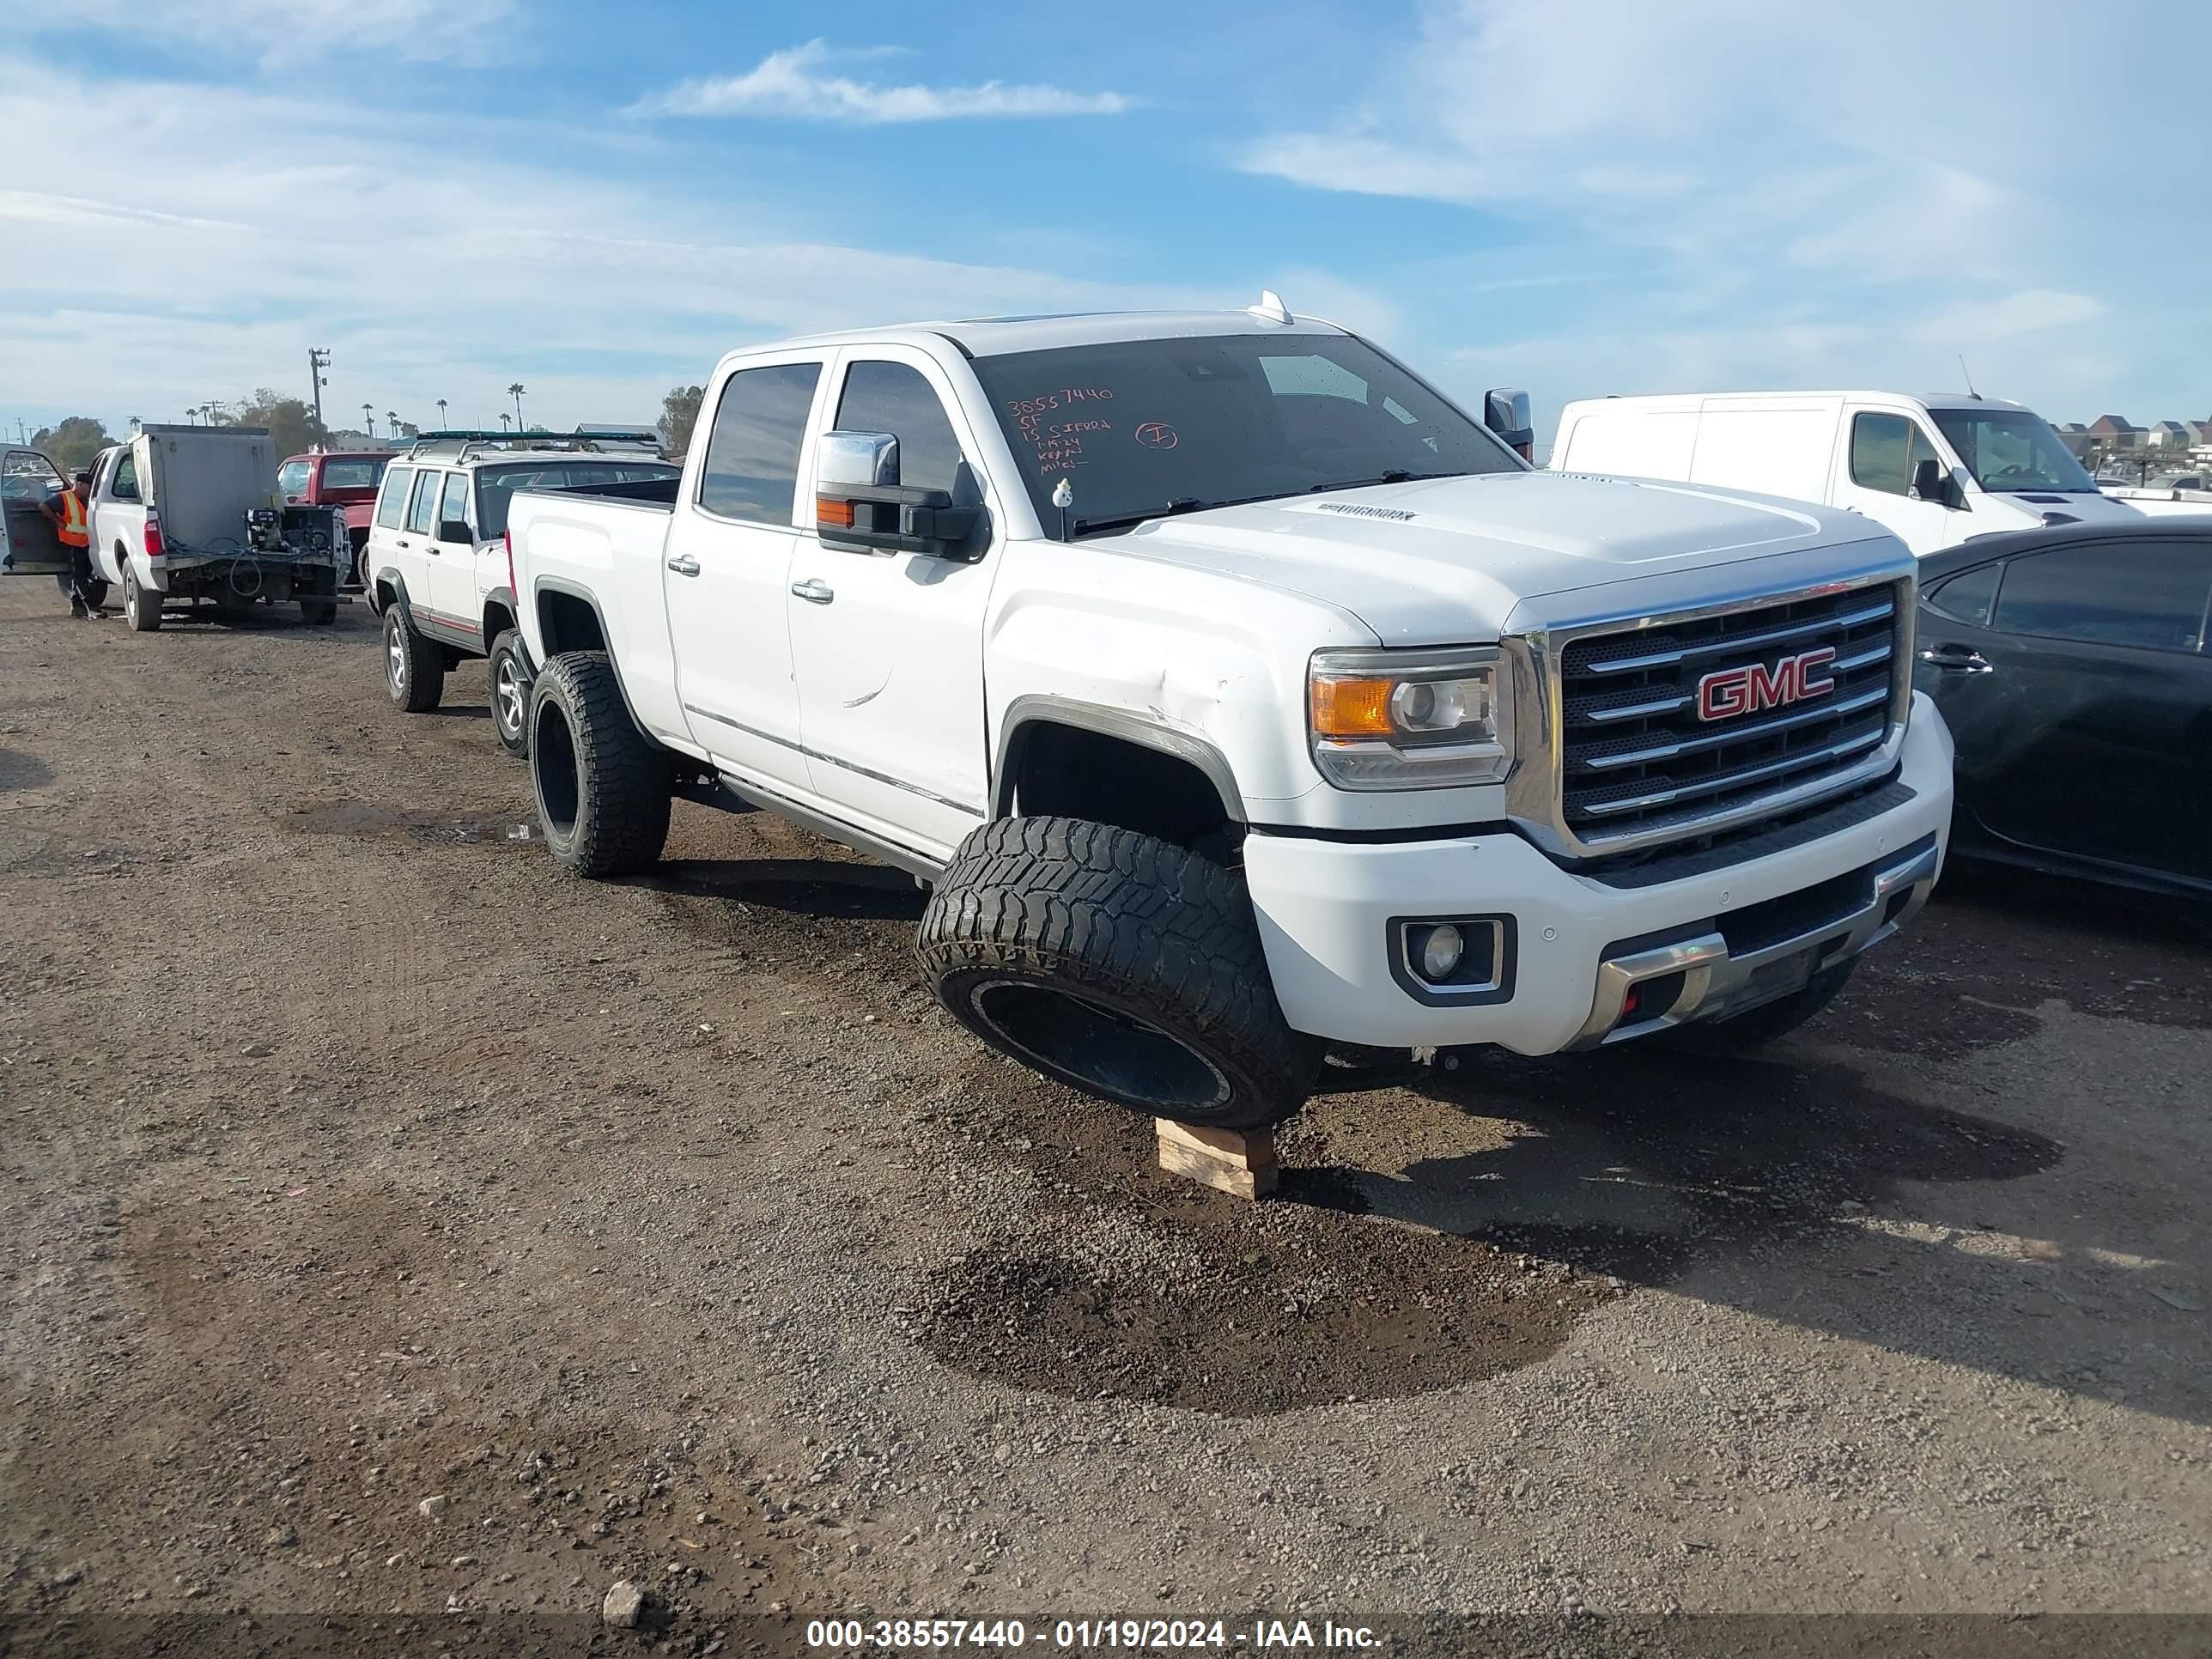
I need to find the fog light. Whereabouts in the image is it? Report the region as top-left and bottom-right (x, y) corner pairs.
(1417, 923), (1465, 982)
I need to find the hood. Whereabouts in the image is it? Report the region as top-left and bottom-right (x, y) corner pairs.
(1093, 470), (1887, 644)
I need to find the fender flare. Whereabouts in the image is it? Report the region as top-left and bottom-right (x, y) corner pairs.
(377, 568), (415, 626)
(992, 694), (1246, 823)
(528, 576), (657, 746)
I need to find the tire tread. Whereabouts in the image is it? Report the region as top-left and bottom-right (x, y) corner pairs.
(532, 650), (669, 878)
(916, 816), (1313, 1127)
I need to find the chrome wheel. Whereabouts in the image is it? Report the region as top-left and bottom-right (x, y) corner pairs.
(495, 656), (525, 741)
(386, 617), (406, 694)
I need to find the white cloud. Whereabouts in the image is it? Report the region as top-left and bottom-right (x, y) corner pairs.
(40, 0), (514, 64)
(637, 40), (1132, 123)
(0, 61), (1194, 436)
(1237, 1), (2211, 426)
(1911, 289), (2106, 348)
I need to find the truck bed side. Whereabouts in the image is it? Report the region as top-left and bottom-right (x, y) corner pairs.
(507, 483), (690, 748)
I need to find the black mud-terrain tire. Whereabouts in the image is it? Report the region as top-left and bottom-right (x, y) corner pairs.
(385, 605), (444, 713)
(123, 562), (162, 631)
(301, 599), (337, 625)
(1658, 960), (1855, 1055)
(528, 650), (670, 878)
(487, 629), (530, 758)
(916, 817), (1318, 1129)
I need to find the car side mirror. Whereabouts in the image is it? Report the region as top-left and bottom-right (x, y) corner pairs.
(439, 519), (474, 544)
(1911, 459), (1967, 510)
(1484, 388), (1534, 460)
(815, 429), (981, 558)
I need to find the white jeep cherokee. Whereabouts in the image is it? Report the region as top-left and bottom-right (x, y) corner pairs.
(503, 301), (1954, 1127)
(367, 433), (679, 753)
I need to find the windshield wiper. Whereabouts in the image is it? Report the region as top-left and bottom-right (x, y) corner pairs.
(1312, 469), (1462, 491)
(1070, 497), (1210, 538)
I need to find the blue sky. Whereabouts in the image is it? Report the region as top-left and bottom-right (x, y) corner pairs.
(3, 1), (2204, 453)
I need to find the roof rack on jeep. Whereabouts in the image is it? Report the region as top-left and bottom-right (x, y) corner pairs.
(403, 428), (667, 462)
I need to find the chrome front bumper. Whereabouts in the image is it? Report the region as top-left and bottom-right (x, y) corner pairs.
(1569, 837), (1941, 1049)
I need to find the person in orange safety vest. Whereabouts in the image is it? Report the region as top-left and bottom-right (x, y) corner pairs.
(39, 469), (96, 617)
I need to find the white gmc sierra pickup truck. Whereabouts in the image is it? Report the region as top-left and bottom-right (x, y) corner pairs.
(503, 301), (1954, 1127)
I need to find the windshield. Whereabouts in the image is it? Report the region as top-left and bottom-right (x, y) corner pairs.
(969, 333), (1519, 534)
(474, 461), (680, 538)
(1929, 409), (2097, 494)
(320, 458), (388, 493)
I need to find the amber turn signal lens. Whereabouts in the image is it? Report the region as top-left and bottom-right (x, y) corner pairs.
(1310, 676), (1396, 738)
(817, 496), (855, 529)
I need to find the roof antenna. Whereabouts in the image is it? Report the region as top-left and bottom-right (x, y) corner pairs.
(1052, 477), (1074, 543)
(1247, 289), (1292, 325)
(1959, 354), (1980, 400)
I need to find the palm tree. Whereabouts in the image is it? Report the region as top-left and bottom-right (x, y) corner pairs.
(386, 410), (398, 440)
(435, 398), (448, 428)
(362, 403), (374, 439)
(507, 383), (526, 428)
(499, 412), (512, 434)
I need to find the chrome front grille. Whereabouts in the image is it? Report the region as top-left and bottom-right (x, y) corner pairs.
(1535, 578), (1910, 855)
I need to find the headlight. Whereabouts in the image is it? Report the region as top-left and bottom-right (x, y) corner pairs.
(1308, 646), (1513, 790)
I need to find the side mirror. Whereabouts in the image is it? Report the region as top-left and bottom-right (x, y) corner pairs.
(1911, 459), (1967, 510)
(815, 428), (980, 558)
(818, 430), (900, 489)
(1484, 387), (1534, 460)
(439, 519), (474, 544)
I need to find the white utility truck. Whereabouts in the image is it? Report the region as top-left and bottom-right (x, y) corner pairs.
(1551, 392), (2142, 556)
(497, 300), (1954, 1127)
(86, 424), (348, 629)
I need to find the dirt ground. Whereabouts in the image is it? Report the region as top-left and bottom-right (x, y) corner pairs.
(3, 584), (2209, 1656)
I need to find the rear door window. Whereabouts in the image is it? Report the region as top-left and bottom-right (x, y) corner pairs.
(109, 452), (141, 502)
(1991, 539), (2212, 653)
(697, 362), (823, 526)
(406, 470), (441, 535)
(376, 467), (415, 529)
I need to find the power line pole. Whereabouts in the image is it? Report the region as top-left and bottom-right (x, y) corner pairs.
(309, 347), (331, 434)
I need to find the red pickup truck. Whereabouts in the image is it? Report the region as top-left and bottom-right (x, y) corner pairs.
(276, 449), (393, 588)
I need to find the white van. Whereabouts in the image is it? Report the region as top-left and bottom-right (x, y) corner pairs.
(1550, 392), (2142, 556)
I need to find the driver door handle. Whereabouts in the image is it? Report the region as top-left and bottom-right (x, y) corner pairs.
(791, 578), (835, 604)
(1918, 643), (1994, 675)
(666, 555), (701, 577)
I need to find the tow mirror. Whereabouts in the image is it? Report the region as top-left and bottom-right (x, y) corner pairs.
(819, 431), (899, 490)
(1484, 388), (1534, 460)
(815, 428), (981, 558)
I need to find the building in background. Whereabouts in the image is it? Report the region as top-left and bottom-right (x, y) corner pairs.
(2087, 415), (2145, 453)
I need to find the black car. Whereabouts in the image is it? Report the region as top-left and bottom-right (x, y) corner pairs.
(1913, 520), (2212, 899)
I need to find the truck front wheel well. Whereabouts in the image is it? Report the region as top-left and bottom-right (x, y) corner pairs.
(1000, 721), (1243, 860)
(538, 590), (606, 657)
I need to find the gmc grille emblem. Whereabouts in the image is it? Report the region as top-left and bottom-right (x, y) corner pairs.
(1697, 647), (1836, 722)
